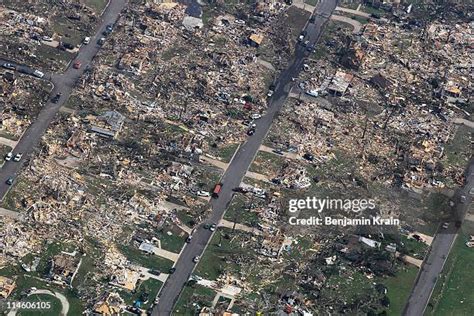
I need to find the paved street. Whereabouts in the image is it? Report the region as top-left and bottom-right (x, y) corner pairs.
(153, 0), (338, 314)
(0, 0), (128, 201)
(403, 161), (474, 316)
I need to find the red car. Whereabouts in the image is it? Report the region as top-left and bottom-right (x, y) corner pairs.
(212, 183), (223, 198)
(73, 61), (82, 69)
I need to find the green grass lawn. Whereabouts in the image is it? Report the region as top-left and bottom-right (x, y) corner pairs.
(249, 151), (288, 177)
(224, 194), (260, 227)
(84, 0), (109, 13)
(427, 232), (474, 315)
(117, 278), (163, 309)
(194, 228), (256, 281)
(154, 224), (187, 253)
(379, 265), (419, 316)
(174, 284), (216, 314)
(118, 244), (174, 271)
(208, 142), (239, 163)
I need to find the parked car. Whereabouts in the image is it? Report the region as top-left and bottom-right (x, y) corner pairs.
(97, 37), (106, 45)
(73, 61), (82, 69)
(272, 148), (284, 155)
(33, 70), (44, 78)
(442, 222), (449, 229)
(13, 153), (23, 162)
(304, 40), (310, 47)
(186, 236), (193, 243)
(267, 84), (276, 97)
(193, 256), (200, 263)
(149, 269), (161, 276)
(4, 152), (13, 161)
(168, 267), (176, 274)
(196, 190), (210, 197)
(83, 37), (91, 45)
(309, 15), (316, 23)
(210, 223), (217, 232)
(250, 113), (262, 120)
(6, 177), (14, 185)
(247, 128), (255, 136)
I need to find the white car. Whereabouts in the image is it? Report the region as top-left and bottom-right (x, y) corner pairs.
(267, 90), (274, 97)
(13, 153), (22, 162)
(5, 152), (13, 161)
(250, 113), (262, 120)
(442, 222), (449, 229)
(83, 37), (91, 45)
(33, 70), (44, 78)
(197, 190), (210, 197)
(193, 256), (200, 263)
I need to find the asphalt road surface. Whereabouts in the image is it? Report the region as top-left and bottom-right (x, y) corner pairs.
(0, 0), (127, 201)
(153, 0), (338, 314)
(403, 161), (474, 316)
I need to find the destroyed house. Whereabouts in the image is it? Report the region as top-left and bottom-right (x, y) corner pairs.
(90, 111), (125, 139)
(0, 276), (16, 298)
(328, 70), (353, 96)
(49, 253), (80, 286)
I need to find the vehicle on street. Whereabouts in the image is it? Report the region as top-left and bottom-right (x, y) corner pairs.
(250, 113), (262, 120)
(51, 93), (61, 103)
(168, 267), (176, 274)
(304, 40), (310, 47)
(267, 84), (275, 97)
(442, 222), (449, 229)
(2, 63), (16, 70)
(298, 31), (307, 42)
(73, 61), (82, 69)
(460, 195), (467, 203)
(192, 256), (200, 263)
(83, 37), (91, 45)
(197, 190), (210, 197)
(97, 37), (106, 45)
(306, 44), (314, 52)
(5, 152), (13, 161)
(470, 187), (474, 195)
(204, 223), (210, 230)
(13, 153), (23, 162)
(33, 70), (45, 78)
(212, 183), (222, 198)
(247, 128), (255, 136)
(186, 236), (192, 243)
(210, 223), (217, 232)
(309, 16), (316, 23)
(6, 177), (14, 185)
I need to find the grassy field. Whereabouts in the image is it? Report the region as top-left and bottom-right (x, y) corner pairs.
(117, 278), (163, 309)
(174, 284), (216, 314)
(193, 228), (256, 281)
(427, 231), (474, 316)
(379, 265), (419, 316)
(207, 142), (239, 163)
(223, 194), (260, 227)
(84, 0), (109, 13)
(118, 244), (174, 271)
(249, 151), (288, 177)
